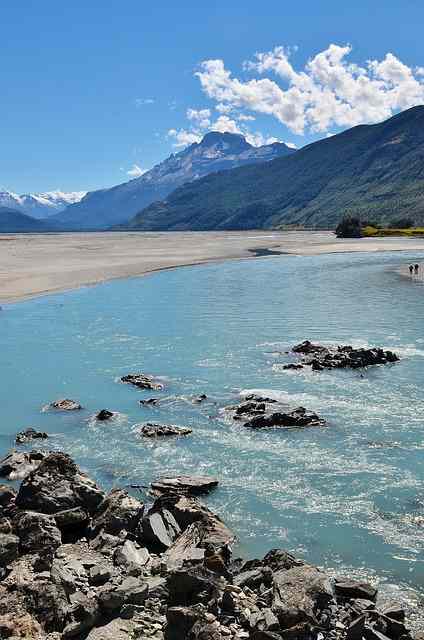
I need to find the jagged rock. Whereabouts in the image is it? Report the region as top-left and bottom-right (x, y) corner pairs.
(0, 484), (16, 507)
(0, 450), (46, 480)
(141, 506), (181, 550)
(144, 575), (168, 599)
(90, 530), (123, 556)
(54, 507), (89, 532)
(16, 452), (105, 515)
(135, 423), (193, 438)
(90, 488), (143, 537)
(15, 427), (48, 444)
(262, 549), (305, 571)
(165, 606), (202, 640)
(49, 399), (82, 411)
(334, 579), (378, 601)
(0, 533), (19, 566)
(98, 577), (149, 612)
(62, 593), (99, 638)
(15, 511), (62, 557)
(114, 539), (150, 570)
(189, 620), (222, 640)
(272, 564), (333, 628)
(244, 407), (325, 429)
(282, 363), (304, 370)
(96, 409), (114, 421)
(51, 555), (87, 594)
(167, 565), (225, 606)
(121, 373), (164, 390)
(245, 394), (277, 403)
(163, 522), (206, 570)
(89, 563), (112, 586)
(85, 618), (135, 640)
(346, 615), (366, 640)
(379, 603), (405, 621)
(0, 518), (12, 534)
(164, 494), (235, 548)
(151, 475), (219, 496)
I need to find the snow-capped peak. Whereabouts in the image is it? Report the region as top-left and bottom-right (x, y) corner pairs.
(0, 188), (86, 219)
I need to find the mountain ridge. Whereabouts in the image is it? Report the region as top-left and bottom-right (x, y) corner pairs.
(0, 190), (86, 219)
(50, 132), (294, 230)
(125, 105), (424, 231)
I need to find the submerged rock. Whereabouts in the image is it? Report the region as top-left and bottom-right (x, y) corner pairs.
(121, 373), (164, 390)
(49, 398), (82, 411)
(139, 397), (160, 406)
(135, 423), (192, 438)
(151, 475), (219, 496)
(15, 427), (48, 444)
(95, 409), (114, 421)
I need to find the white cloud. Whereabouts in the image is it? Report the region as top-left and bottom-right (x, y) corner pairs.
(186, 108), (211, 128)
(135, 98), (155, 106)
(194, 45), (424, 135)
(127, 164), (147, 178)
(168, 128), (202, 147)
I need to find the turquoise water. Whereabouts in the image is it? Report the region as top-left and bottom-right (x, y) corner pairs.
(1, 251), (424, 615)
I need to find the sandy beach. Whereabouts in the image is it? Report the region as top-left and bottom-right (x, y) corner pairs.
(1, 230), (424, 304)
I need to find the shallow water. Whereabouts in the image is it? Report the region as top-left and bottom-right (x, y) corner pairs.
(1, 251), (424, 618)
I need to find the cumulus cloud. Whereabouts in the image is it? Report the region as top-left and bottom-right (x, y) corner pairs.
(168, 128), (202, 147)
(127, 164), (147, 178)
(195, 44), (424, 134)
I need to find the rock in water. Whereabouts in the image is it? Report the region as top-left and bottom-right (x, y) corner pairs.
(96, 409), (114, 421)
(135, 423), (192, 438)
(15, 452), (105, 515)
(121, 373), (164, 390)
(290, 341), (399, 370)
(15, 427), (48, 444)
(49, 398), (82, 411)
(244, 407), (325, 429)
(151, 475), (219, 496)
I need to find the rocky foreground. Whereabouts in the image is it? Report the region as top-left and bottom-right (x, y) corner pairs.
(0, 451), (420, 640)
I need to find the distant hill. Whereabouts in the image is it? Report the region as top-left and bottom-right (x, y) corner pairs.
(125, 106), (424, 231)
(0, 207), (52, 232)
(0, 190), (86, 219)
(51, 132), (294, 230)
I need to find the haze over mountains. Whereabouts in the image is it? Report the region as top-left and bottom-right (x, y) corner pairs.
(50, 132), (294, 230)
(126, 106), (424, 231)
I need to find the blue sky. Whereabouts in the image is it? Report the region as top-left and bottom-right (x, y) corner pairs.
(2, 0), (424, 194)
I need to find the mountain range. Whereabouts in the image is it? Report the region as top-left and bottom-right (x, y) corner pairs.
(0, 207), (53, 233)
(0, 190), (86, 219)
(126, 106), (424, 231)
(50, 132), (294, 230)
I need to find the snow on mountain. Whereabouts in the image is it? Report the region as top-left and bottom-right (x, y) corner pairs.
(0, 189), (86, 219)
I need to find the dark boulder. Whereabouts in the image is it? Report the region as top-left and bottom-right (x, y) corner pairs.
(167, 565), (225, 606)
(89, 488), (143, 537)
(244, 407), (325, 429)
(290, 342), (399, 371)
(15, 452), (105, 515)
(272, 564), (333, 628)
(121, 373), (164, 390)
(15, 427), (48, 445)
(0, 484), (16, 508)
(334, 579), (378, 601)
(0, 533), (19, 566)
(15, 511), (62, 556)
(292, 340), (327, 354)
(135, 423), (192, 438)
(96, 410), (114, 421)
(151, 475), (219, 496)
(165, 606), (202, 640)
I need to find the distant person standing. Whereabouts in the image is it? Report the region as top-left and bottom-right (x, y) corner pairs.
(409, 264), (414, 274)
(415, 263), (420, 274)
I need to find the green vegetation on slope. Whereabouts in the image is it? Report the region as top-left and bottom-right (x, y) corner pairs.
(126, 106), (424, 231)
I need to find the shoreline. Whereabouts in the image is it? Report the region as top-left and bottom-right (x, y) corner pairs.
(1, 230), (424, 305)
